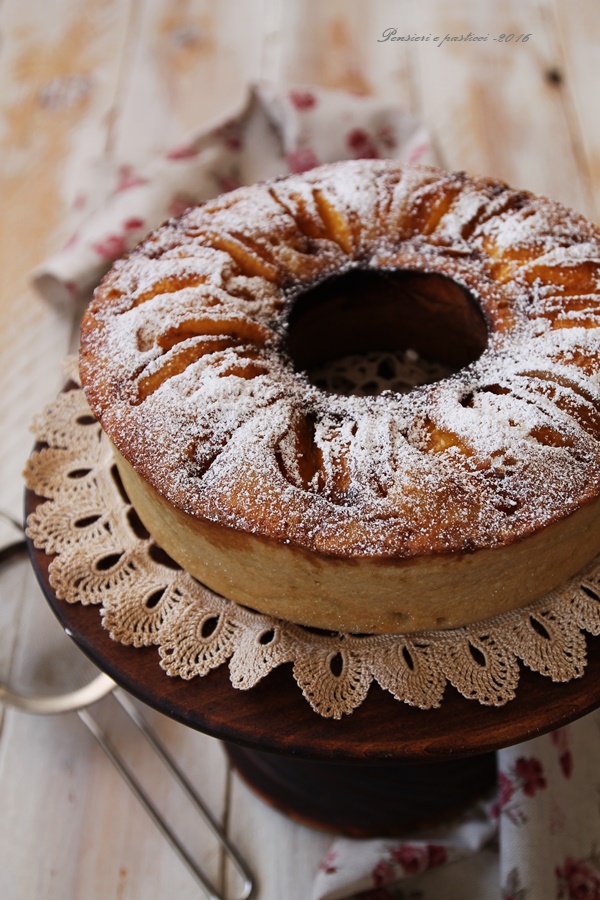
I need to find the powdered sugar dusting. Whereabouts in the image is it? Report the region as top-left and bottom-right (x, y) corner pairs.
(80, 160), (600, 558)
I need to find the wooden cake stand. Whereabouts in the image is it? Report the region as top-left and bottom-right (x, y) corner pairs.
(25, 489), (600, 837)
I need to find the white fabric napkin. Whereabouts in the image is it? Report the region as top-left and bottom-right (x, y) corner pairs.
(312, 798), (499, 900)
(312, 710), (600, 899)
(32, 81), (434, 310)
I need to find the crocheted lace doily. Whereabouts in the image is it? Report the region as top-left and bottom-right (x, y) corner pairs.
(24, 355), (600, 719)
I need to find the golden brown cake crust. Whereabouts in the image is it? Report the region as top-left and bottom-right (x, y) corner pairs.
(79, 161), (600, 631)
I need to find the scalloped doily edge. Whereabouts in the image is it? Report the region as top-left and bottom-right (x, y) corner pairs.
(23, 374), (600, 719)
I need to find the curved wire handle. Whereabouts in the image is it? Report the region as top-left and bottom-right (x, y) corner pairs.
(0, 521), (255, 899)
(78, 693), (254, 900)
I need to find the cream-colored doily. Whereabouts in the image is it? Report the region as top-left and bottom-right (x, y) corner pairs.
(24, 356), (600, 719)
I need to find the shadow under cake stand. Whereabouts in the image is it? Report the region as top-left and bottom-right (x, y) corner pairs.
(25, 490), (600, 837)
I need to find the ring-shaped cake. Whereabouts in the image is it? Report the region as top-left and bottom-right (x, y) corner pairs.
(80, 161), (600, 633)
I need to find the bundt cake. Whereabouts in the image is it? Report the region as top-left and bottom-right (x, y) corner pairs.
(79, 160), (600, 633)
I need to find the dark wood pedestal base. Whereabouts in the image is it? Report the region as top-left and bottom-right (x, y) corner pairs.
(225, 742), (497, 837)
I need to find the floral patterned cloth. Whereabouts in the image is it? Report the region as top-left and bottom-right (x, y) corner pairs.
(32, 82), (433, 309)
(312, 709), (600, 900)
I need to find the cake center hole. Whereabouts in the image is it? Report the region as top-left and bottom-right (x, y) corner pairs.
(286, 269), (488, 396)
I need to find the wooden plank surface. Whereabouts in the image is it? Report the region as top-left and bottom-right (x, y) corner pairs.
(550, 0), (600, 220)
(109, 0), (267, 165)
(0, 1), (598, 898)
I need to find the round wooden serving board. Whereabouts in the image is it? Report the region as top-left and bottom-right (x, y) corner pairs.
(25, 486), (600, 834)
(25, 487), (600, 764)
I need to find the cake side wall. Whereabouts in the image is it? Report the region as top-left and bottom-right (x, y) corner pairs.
(112, 445), (600, 634)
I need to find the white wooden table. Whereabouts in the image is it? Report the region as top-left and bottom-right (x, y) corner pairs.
(0, 2), (598, 897)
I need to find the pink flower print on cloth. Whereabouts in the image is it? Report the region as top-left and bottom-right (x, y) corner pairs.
(116, 164), (147, 192)
(312, 800), (495, 899)
(551, 728), (574, 779)
(286, 147), (320, 174)
(346, 127), (380, 159)
(557, 854), (600, 900)
(408, 142), (432, 164)
(495, 770), (516, 814)
(33, 82), (435, 309)
(92, 217), (146, 260)
(215, 119), (245, 152)
(91, 233), (127, 260)
(371, 859), (395, 889)
(390, 843), (448, 875)
(513, 757), (547, 798)
(319, 848), (338, 876)
(164, 143), (199, 161)
(502, 865), (528, 900)
(495, 756), (548, 826)
(289, 88), (317, 110)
